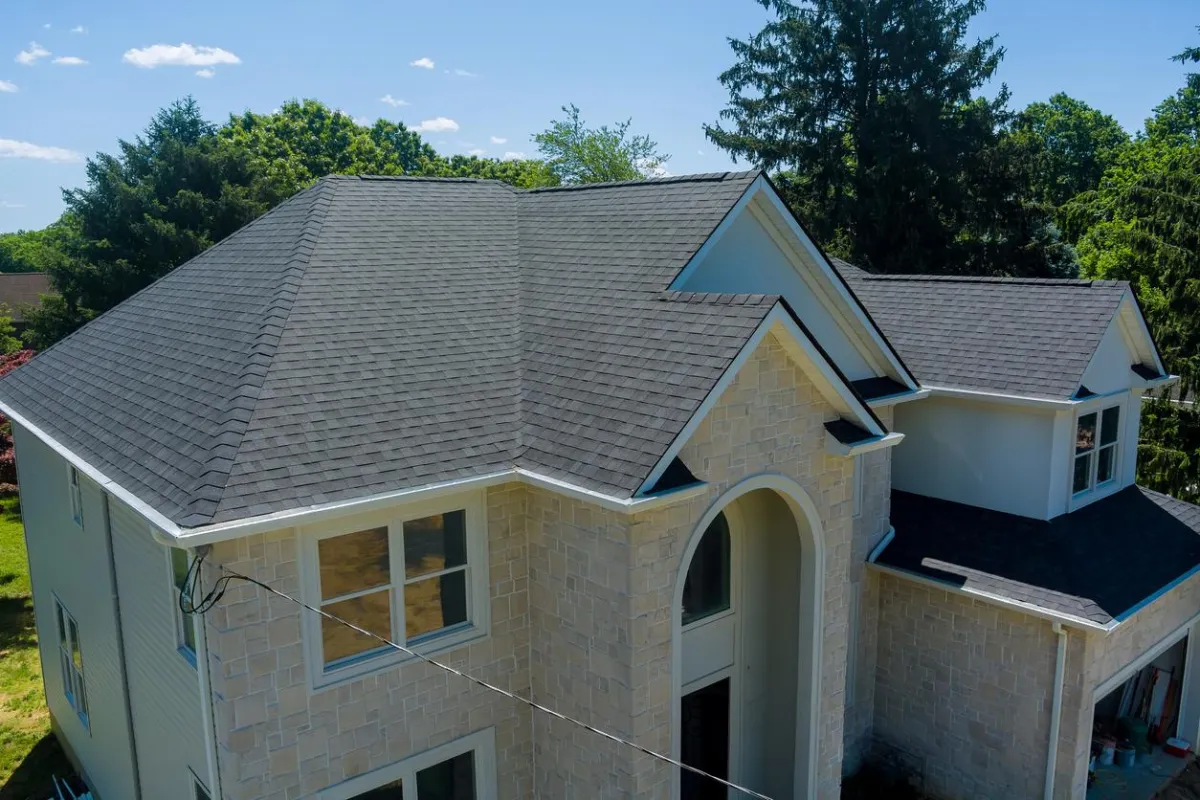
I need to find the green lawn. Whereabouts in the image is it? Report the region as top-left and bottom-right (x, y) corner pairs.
(0, 495), (70, 800)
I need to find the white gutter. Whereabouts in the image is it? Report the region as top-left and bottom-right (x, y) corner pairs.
(0, 400), (709, 547)
(1044, 622), (1068, 800)
(865, 561), (1111, 632)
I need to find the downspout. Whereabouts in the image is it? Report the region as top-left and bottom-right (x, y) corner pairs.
(102, 494), (144, 799)
(1044, 622), (1068, 800)
(192, 546), (224, 800)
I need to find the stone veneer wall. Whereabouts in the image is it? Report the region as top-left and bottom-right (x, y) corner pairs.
(842, 405), (893, 774)
(872, 574), (1065, 800)
(625, 331), (857, 799)
(203, 483), (533, 800)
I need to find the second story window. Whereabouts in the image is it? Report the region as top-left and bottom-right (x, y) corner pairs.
(68, 466), (83, 527)
(305, 494), (488, 683)
(1074, 405), (1121, 495)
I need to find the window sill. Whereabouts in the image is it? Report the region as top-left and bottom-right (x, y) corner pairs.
(310, 624), (487, 692)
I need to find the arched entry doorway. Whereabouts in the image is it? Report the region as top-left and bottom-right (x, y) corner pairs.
(672, 475), (824, 799)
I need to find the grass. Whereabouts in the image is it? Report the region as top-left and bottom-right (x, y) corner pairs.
(0, 495), (70, 800)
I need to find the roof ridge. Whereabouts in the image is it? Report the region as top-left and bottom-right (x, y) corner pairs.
(522, 169), (761, 193)
(179, 178), (338, 524)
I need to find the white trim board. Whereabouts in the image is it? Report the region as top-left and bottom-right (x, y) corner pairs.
(635, 306), (889, 496)
(0, 400), (709, 548)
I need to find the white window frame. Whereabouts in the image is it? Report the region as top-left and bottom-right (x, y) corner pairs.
(189, 769), (211, 800)
(54, 596), (89, 730)
(300, 491), (490, 690)
(317, 727), (496, 800)
(168, 546), (199, 668)
(67, 465), (83, 527)
(1069, 393), (1129, 510)
(852, 454), (864, 519)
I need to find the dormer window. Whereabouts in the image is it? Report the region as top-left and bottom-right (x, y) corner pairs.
(1073, 405), (1121, 495)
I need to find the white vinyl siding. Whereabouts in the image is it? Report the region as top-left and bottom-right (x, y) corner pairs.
(13, 426), (138, 799)
(110, 497), (208, 798)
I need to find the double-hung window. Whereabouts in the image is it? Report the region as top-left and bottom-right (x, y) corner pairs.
(68, 466), (83, 527)
(305, 494), (488, 684)
(54, 598), (88, 728)
(170, 547), (198, 666)
(1073, 404), (1121, 496)
(319, 727), (496, 800)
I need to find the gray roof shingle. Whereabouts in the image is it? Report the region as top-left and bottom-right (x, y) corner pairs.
(878, 489), (1200, 625)
(0, 171), (784, 526)
(833, 257), (1130, 399)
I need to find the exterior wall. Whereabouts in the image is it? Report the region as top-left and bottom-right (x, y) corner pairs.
(872, 573), (1066, 800)
(893, 395), (1056, 519)
(625, 332), (857, 799)
(526, 487), (635, 798)
(12, 425), (139, 800)
(680, 207), (875, 380)
(203, 483), (532, 800)
(842, 405), (893, 774)
(110, 496), (209, 797)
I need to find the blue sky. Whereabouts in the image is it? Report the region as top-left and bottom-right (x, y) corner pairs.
(1, 0), (1197, 233)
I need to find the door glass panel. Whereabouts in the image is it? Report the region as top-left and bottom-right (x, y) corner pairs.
(681, 678), (730, 800)
(415, 751), (476, 800)
(682, 513), (731, 626)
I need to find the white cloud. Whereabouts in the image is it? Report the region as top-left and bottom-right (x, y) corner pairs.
(0, 138), (83, 163)
(410, 57), (434, 69)
(0, 200), (25, 209)
(53, 56), (88, 66)
(502, 151), (526, 161)
(379, 94), (408, 107)
(16, 42), (50, 66)
(0, 80), (16, 93)
(452, 68), (476, 77)
(122, 43), (241, 69)
(468, 148), (486, 156)
(195, 68), (215, 78)
(413, 116), (459, 133)
(71, 25), (87, 34)
(489, 136), (506, 144)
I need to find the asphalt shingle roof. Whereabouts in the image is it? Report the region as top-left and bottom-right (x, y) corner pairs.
(833, 257), (1130, 399)
(0, 171), (781, 526)
(877, 489), (1200, 625)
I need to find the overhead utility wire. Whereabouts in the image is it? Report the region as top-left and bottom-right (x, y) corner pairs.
(178, 552), (774, 800)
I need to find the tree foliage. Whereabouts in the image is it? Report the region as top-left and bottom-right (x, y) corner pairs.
(1011, 93), (1130, 211)
(706, 0), (1072, 277)
(534, 104), (669, 184)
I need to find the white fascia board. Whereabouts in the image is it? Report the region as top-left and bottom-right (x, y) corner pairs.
(867, 387), (931, 408)
(0, 399), (708, 547)
(634, 305), (888, 496)
(924, 384), (1078, 409)
(866, 560), (1111, 632)
(824, 430), (905, 457)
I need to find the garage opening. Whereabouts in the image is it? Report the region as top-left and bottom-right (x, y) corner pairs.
(1088, 636), (1190, 799)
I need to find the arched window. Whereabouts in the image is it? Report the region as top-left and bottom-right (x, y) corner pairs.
(682, 512), (731, 625)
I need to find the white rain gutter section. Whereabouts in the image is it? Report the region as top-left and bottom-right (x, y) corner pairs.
(0, 399), (709, 547)
(1044, 622), (1068, 800)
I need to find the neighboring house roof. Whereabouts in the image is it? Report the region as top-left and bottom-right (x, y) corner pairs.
(834, 258), (1135, 400)
(0, 171), (888, 528)
(0, 272), (52, 322)
(876, 489), (1200, 626)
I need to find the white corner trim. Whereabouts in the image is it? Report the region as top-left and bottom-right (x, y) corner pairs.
(866, 561), (1111, 631)
(634, 305), (887, 496)
(824, 430), (905, 457)
(924, 384), (1078, 409)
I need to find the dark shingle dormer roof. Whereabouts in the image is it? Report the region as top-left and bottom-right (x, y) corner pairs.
(0, 172), (790, 526)
(877, 488), (1200, 626)
(833, 257), (1130, 400)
